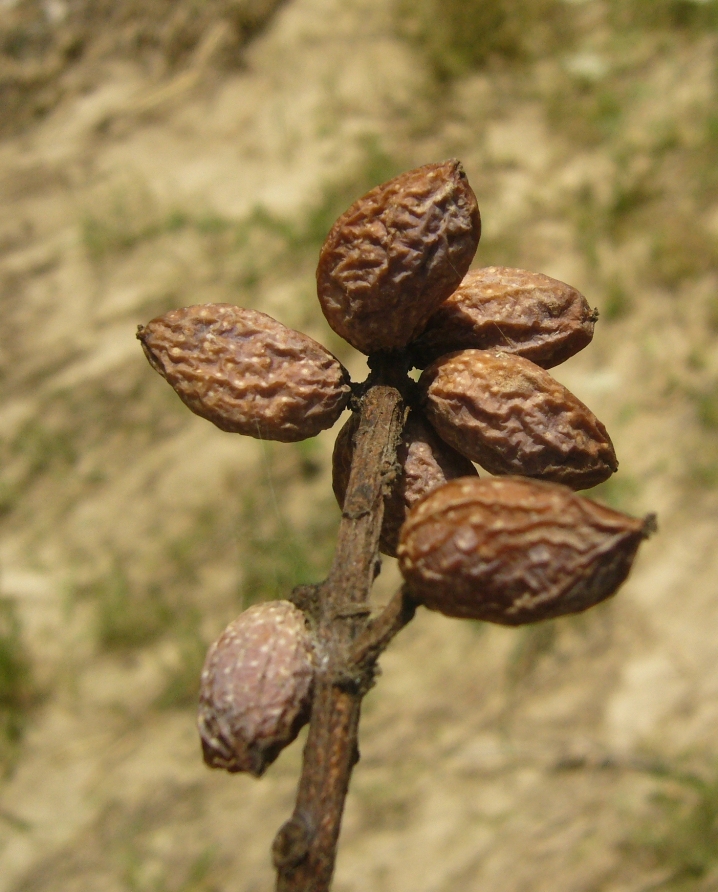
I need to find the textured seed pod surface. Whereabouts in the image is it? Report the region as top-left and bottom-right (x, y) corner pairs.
(137, 304), (351, 442)
(317, 160), (481, 354)
(411, 266), (597, 369)
(398, 476), (654, 625)
(198, 600), (316, 776)
(333, 411), (477, 557)
(420, 349), (617, 489)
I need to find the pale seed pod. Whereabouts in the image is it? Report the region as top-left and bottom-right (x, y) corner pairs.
(410, 266), (598, 369)
(420, 349), (617, 489)
(137, 304), (351, 442)
(198, 601), (316, 777)
(332, 410), (478, 557)
(316, 160), (481, 354)
(397, 476), (655, 625)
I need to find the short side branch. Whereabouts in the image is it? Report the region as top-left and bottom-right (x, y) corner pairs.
(349, 586), (417, 670)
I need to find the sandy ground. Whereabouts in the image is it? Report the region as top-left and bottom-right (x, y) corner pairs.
(1, 1), (718, 890)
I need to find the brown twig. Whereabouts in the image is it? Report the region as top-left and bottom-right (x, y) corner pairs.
(274, 355), (415, 892)
(349, 585), (417, 670)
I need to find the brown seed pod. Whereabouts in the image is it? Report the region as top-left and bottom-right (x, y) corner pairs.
(137, 304), (351, 442)
(332, 410), (478, 557)
(198, 601), (316, 777)
(420, 349), (617, 489)
(316, 160), (481, 354)
(397, 476), (655, 625)
(410, 266), (598, 369)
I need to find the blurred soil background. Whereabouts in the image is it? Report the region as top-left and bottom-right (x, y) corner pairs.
(1, 0), (718, 889)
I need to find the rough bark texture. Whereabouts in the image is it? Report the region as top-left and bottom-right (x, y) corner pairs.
(137, 304), (351, 441)
(410, 266), (597, 369)
(397, 476), (655, 625)
(316, 160), (481, 354)
(420, 349), (617, 489)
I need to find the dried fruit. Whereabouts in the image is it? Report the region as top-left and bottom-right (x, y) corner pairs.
(316, 160), (481, 354)
(198, 601), (316, 776)
(397, 476), (654, 625)
(410, 266), (598, 369)
(333, 410), (477, 557)
(137, 304), (351, 442)
(420, 349), (617, 489)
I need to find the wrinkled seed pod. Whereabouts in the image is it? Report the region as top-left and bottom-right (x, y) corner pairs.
(332, 410), (478, 557)
(420, 349), (617, 489)
(198, 601), (316, 776)
(317, 160), (481, 354)
(137, 304), (351, 442)
(410, 266), (598, 369)
(398, 476), (655, 625)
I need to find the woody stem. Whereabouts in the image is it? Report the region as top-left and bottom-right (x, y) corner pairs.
(273, 354), (412, 892)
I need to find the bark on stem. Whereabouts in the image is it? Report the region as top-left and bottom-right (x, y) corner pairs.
(274, 358), (410, 892)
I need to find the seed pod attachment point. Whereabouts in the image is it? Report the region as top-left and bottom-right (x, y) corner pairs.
(317, 160), (481, 354)
(198, 601), (316, 776)
(397, 476), (654, 625)
(138, 304), (351, 442)
(420, 349), (617, 489)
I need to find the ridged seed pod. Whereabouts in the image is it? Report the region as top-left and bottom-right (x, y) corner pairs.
(317, 160), (481, 354)
(411, 266), (597, 369)
(137, 304), (351, 442)
(332, 411), (478, 557)
(398, 477), (655, 625)
(420, 349), (617, 489)
(198, 601), (316, 776)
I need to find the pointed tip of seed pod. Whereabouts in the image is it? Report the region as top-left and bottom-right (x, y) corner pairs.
(642, 513), (658, 537)
(136, 329), (165, 377)
(247, 744), (272, 778)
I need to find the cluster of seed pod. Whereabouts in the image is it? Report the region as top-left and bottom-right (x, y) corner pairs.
(138, 160), (654, 775)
